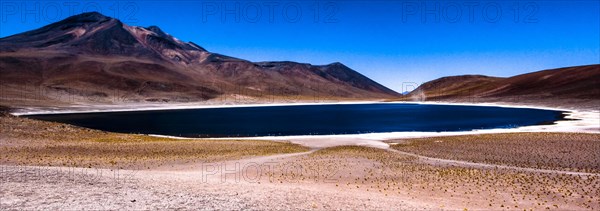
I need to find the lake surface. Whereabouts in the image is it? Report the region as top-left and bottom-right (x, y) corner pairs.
(27, 103), (565, 138)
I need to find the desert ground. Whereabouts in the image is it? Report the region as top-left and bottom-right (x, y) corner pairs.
(1, 102), (599, 210)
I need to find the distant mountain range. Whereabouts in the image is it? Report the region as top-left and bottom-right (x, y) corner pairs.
(402, 64), (600, 107)
(0, 12), (399, 105)
(1, 12), (598, 108)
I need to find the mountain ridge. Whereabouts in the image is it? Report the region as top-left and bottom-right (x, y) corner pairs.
(0, 12), (399, 106)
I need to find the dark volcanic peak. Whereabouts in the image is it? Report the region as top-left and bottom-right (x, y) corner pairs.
(0, 11), (209, 62)
(252, 60), (398, 95)
(0, 11), (401, 103)
(1, 12), (114, 40)
(317, 61), (399, 95)
(327, 62), (345, 66)
(62, 11), (112, 23)
(1, 12), (119, 45)
(40, 11), (116, 35)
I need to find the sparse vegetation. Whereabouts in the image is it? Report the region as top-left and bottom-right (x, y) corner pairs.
(0, 115), (309, 169)
(260, 146), (600, 210)
(389, 133), (600, 173)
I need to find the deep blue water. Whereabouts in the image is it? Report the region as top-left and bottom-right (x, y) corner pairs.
(26, 103), (564, 138)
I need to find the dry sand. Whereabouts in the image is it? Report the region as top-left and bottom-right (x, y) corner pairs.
(1, 153), (436, 210)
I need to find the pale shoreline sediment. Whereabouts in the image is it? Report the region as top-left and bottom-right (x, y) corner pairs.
(9, 101), (597, 149)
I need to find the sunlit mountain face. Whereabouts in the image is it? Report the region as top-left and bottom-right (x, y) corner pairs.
(0, 12), (399, 105)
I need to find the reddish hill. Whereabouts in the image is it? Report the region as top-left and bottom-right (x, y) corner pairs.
(405, 65), (600, 102)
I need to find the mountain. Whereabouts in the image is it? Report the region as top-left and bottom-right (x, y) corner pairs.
(0, 12), (399, 106)
(403, 64), (600, 104)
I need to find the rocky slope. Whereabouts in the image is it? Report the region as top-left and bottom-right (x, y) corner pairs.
(0, 12), (399, 106)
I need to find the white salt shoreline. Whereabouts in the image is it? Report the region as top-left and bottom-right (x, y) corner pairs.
(154, 108), (598, 149)
(9, 100), (577, 116)
(10, 101), (378, 116)
(231, 102), (599, 149)
(11, 101), (594, 149)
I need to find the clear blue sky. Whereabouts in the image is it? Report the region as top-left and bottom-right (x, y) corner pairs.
(1, 0), (598, 92)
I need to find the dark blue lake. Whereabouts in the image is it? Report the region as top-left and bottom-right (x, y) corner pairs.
(27, 103), (565, 138)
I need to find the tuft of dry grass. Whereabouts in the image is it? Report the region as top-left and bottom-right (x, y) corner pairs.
(389, 133), (600, 173)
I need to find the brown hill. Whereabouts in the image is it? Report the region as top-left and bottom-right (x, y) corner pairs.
(0, 12), (399, 107)
(404, 65), (600, 103)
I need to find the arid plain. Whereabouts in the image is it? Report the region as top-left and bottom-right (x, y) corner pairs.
(1, 102), (599, 210)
